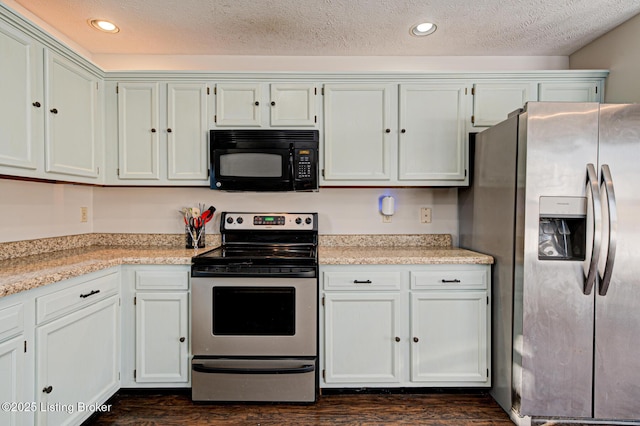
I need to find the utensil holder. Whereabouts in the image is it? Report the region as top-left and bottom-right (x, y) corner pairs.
(186, 225), (205, 249)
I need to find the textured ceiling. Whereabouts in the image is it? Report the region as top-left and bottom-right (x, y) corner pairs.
(10, 0), (640, 56)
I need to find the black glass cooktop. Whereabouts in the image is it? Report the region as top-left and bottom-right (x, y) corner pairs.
(192, 244), (317, 264)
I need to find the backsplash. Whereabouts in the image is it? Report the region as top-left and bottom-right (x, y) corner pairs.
(0, 233), (452, 261)
(1, 179), (459, 244)
(0, 233), (221, 261)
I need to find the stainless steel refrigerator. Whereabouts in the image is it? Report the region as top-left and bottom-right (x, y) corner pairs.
(459, 102), (640, 423)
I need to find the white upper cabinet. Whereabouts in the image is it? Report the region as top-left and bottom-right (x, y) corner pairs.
(44, 51), (100, 179)
(215, 83), (262, 127)
(0, 16), (103, 185)
(471, 82), (536, 128)
(115, 82), (210, 184)
(0, 20), (42, 172)
(270, 83), (317, 126)
(323, 84), (394, 182)
(214, 82), (318, 128)
(323, 83), (467, 186)
(117, 82), (160, 180)
(398, 84), (467, 183)
(538, 81), (601, 102)
(167, 83), (209, 180)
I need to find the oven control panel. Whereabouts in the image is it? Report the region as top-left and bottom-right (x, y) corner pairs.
(222, 212), (316, 230)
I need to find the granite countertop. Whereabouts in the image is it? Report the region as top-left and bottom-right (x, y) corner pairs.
(0, 233), (493, 299)
(319, 246), (494, 265)
(0, 246), (201, 299)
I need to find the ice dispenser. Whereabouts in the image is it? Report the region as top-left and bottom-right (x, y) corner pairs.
(538, 196), (587, 261)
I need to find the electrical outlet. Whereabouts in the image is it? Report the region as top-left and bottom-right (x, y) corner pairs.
(80, 207), (88, 223)
(382, 215), (392, 223)
(420, 207), (432, 223)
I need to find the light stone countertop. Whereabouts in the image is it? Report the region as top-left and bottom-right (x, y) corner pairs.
(0, 234), (493, 299)
(319, 246), (494, 265)
(0, 246), (201, 299)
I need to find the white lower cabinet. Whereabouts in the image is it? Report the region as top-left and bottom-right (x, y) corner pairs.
(35, 269), (120, 426)
(320, 264), (490, 388)
(121, 265), (190, 387)
(135, 292), (189, 383)
(0, 336), (26, 426)
(0, 301), (27, 426)
(324, 292), (402, 384)
(410, 291), (488, 384)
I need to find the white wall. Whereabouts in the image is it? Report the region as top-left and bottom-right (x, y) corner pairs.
(93, 186), (459, 242)
(91, 54), (569, 72)
(570, 13), (640, 103)
(0, 179), (93, 242)
(0, 180), (458, 244)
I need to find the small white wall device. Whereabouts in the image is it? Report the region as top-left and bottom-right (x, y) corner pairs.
(380, 195), (395, 216)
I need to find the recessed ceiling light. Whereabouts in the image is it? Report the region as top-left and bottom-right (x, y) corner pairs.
(410, 22), (437, 37)
(89, 19), (120, 33)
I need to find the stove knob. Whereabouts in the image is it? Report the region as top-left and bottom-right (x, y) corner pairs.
(237, 217), (244, 224)
(295, 217), (302, 224)
(305, 217), (312, 225)
(226, 217), (234, 224)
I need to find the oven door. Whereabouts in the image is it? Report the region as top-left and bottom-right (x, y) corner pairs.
(191, 277), (317, 356)
(211, 148), (293, 191)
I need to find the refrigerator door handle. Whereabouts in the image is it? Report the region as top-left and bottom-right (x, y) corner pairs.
(584, 163), (602, 295)
(598, 164), (617, 296)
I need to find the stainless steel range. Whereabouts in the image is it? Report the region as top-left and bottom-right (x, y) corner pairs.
(190, 212), (318, 402)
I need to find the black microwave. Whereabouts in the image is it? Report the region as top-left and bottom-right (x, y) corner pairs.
(210, 129), (319, 191)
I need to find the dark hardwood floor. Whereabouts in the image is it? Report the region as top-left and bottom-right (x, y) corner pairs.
(85, 389), (514, 425)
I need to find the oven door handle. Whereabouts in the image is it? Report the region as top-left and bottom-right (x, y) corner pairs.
(192, 363), (315, 375)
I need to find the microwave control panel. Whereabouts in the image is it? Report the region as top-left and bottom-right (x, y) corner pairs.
(295, 149), (314, 180)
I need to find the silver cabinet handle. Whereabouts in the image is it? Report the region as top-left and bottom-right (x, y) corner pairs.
(583, 163), (602, 295)
(598, 164), (617, 296)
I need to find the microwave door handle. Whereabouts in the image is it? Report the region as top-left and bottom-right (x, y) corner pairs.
(289, 144), (296, 186)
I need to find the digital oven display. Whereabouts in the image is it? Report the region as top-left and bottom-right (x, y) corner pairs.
(253, 215), (286, 225)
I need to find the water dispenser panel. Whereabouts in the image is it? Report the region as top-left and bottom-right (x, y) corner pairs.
(538, 196), (587, 261)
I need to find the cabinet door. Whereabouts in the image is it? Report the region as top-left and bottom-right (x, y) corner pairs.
(410, 291), (488, 384)
(324, 292), (401, 384)
(117, 82), (160, 179)
(167, 83), (209, 180)
(270, 83), (317, 126)
(44, 51), (99, 178)
(399, 84), (466, 182)
(472, 82), (534, 127)
(36, 295), (119, 426)
(215, 83), (262, 126)
(0, 21), (42, 171)
(135, 292), (189, 383)
(0, 336), (26, 426)
(538, 82), (601, 102)
(323, 84), (394, 181)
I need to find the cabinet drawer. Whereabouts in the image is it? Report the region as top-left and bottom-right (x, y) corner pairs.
(0, 303), (24, 342)
(411, 269), (487, 290)
(324, 271), (402, 291)
(135, 269), (189, 290)
(36, 271), (119, 325)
